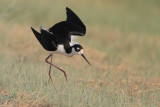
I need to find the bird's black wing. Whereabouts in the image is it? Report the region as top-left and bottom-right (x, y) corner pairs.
(48, 7), (86, 43)
(66, 7), (86, 35)
(31, 27), (57, 51)
(49, 21), (85, 42)
(31, 27), (42, 44)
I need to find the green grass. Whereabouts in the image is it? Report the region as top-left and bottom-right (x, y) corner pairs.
(1, 55), (160, 106)
(0, 0), (160, 106)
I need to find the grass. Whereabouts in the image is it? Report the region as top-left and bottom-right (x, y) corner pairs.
(0, 0), (160, 106)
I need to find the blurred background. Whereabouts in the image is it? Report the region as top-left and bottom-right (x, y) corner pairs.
(0, 0), (160, 106)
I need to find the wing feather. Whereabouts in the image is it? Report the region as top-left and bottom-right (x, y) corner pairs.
(48, 7), (86, 43)
(66, 7), (86, 35)
(31, 27), (57, 51)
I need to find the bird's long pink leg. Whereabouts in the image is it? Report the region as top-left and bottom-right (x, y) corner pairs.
(48, 54), (58, 93)
(45, 54), (68, 81)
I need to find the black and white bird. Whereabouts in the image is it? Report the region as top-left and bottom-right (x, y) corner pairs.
(31, 7), (91, 92)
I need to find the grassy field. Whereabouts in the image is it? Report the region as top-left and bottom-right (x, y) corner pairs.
(0, 0), (160, 106)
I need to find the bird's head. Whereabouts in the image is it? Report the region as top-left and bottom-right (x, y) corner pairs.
(72, 44), (83, 55)
(72, 44), (91, 65)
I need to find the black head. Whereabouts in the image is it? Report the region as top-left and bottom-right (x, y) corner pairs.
(73, 44), (83, 52)
(72, 44), (91, 65)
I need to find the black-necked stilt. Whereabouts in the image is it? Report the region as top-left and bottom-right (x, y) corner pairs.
(31, 7), (91, 92)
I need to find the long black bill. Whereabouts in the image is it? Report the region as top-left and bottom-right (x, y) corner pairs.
(81, 54), (91, 65)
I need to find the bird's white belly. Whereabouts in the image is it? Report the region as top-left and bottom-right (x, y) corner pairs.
(52, 45), (74, 57)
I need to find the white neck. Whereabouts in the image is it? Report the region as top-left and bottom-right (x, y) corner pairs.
(53, 44), (77, 57)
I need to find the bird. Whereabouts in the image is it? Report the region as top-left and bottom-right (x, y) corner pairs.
(31, 7), (91, 92)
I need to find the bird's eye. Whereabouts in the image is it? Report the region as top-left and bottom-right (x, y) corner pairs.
(76, 47), (80, 51)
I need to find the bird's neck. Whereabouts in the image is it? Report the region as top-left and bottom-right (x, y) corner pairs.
(65, 46), (74, 54)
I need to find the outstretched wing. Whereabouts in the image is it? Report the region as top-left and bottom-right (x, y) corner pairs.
(31, 27), (57, 51)
(49, 7), (86, 43)
(66, 7), (86, 35)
